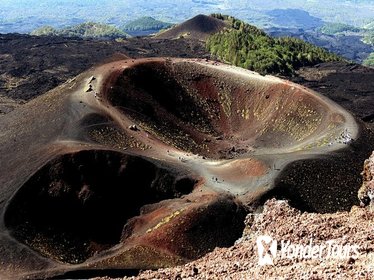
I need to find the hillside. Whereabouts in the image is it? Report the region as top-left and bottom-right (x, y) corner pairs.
(364, 52), (374, 67)
(364, 21), (374, 30)
(266, 9), (323, 29)
(363, 31), (374, 46)
(123, 17), (172, 32)
(206, 15), (342, 75)
(266, 28), (373, 64)
(31, 22), (129, 39)
(320, 22), (361, 35)
(155, 14), (229, 40)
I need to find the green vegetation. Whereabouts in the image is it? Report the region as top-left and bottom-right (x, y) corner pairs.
(320, 23), (360, 35)
(364, 21), (374, 30)
(363, 31), (374, 46)
(363, 52), (374, 66)
(30, 26), (56, 36)
(123, 17), (172, 31)
(207, 15), (343, 75)
(31, 22), (128, 39)
(362, 20), (374, 46)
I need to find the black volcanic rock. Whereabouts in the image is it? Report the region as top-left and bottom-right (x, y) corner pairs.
(292, 62), (374, 122)
(0, 33), (208, 105)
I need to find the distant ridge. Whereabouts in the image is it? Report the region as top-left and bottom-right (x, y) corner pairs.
(31, 22), (129, 39)
(123, 17), (172, 32)
(155, 14), (229, 41)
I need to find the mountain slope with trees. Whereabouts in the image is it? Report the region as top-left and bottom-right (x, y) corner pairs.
(207, 15), (343, 75)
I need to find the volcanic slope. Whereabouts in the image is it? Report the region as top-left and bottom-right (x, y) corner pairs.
(0, 57), (366, 279)
(155, 14), (229, 40)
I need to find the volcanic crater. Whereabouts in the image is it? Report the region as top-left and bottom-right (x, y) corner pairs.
(0, 58), (363, 279)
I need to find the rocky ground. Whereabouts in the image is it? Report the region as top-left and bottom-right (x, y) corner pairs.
(293, 63), (374, 123)
(98, 199), (374, 279)
(95, 152), (374, 279)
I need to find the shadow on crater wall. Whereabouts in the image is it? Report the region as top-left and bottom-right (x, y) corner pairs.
(4, 150), (195, 264)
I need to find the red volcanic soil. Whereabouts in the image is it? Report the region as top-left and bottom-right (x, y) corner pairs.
(155, 14), (229, 41)
(0, 57), (367, 279)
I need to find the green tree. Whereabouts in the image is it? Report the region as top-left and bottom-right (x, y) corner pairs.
(206, 17), (342, 76)
(363, 53), (374, 67)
